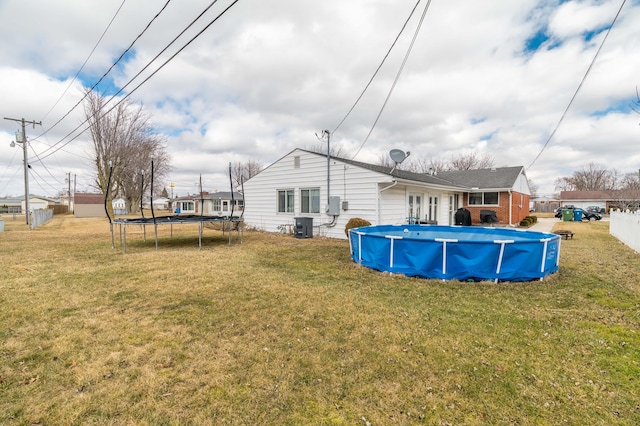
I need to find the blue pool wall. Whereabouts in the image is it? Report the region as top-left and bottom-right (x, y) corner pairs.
(348, 224), (561, 282)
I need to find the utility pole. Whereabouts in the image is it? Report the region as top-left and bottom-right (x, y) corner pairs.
(67, 172), (71, 213)
(4, 117), (41, 226)
(73, 174), (76, 213)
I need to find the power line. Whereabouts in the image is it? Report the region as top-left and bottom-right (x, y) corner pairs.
(332, 0), (423, 135)
(33, 0), (240, 164)
(28, 143), (64, 186)
(527, 0), (627, 170)
(33, 0), (228, 163)
(352, 0), (433, 159)
(36, 0), (172, 140)
(39, 0), (127, 123)
(29, 165), (63, 195)
(0, 162), (22, 195)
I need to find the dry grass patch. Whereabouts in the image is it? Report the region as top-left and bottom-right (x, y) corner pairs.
(0, 215), (639, 425)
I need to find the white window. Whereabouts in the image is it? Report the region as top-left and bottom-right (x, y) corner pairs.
(428, 196), (438, 221)
(179, 201), (195, 212)
(301, 188), (320, 214)
(278, 189), (294, 213)
(408, 193), (422, 223)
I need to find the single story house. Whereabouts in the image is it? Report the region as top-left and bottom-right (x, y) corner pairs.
(560, 190), (640, 212)
(0, 195), (60, 213)
(1, 197), (26, 213)
(170, 192), (243, 215)
(242, 149), (532, 239)
(142, 197), (170, 211)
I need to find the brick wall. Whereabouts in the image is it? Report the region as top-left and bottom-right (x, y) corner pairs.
(462, 191), (530, 225)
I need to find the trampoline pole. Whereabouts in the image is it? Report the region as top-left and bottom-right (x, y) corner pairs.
(124, 225), (127, 253)
(110, 223), (114, 249)
(154, 223), (158, 251)
(143, 224), (146, 242)
(199, 222), (202, 250)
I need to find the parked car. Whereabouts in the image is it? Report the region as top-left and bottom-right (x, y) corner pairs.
(583, 210), (602, 221)
(554, 207), (601, 221)
(586, 206), (604, 214)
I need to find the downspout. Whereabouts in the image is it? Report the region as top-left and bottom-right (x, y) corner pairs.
(509, 190), (513, 226)
(378, 180), (398, 224)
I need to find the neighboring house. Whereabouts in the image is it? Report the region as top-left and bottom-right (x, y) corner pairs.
(437, 166), (531, 225)
(170, 196), (197, 214)
(142, 197), (170, 211)
(25, 195), (59, 211)
(0, 197), (25, 213)
(530, 196), (560, 213)
(112, 198), (127, 215)
(242, 149), (532, 239)
(201, 192), (243, 216)
(0, 195), (60, 213)
(74, 193), (106, 218)
(560, 190), (640, 212)
(170, 192), (243, 215)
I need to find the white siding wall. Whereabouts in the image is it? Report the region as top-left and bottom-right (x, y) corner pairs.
(513, 172), (530, 195)
(379, 185), (407, 225)
(243, 150), (391, 239)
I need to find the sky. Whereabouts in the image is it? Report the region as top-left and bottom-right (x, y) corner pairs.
(1, 0), (639, 198)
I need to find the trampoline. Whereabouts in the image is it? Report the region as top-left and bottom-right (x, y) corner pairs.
(348, 224), (561, 282)
(106, 159), (244, 253)
(110, 214), (243, 253)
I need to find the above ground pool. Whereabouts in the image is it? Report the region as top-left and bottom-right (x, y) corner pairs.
(348, 225), (561, 282)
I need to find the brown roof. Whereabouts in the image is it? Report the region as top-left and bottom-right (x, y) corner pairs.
(74, 193), (105, 205)
(560, 190), (609, 200)
(560, 189), (640, 201)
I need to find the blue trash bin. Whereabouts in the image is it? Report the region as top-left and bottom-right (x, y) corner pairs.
(573, 208), (583, 221)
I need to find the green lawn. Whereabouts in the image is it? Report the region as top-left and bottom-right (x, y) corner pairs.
(0, 215), (638, 425)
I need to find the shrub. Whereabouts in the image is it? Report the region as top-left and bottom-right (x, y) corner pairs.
(520, 217), (533, 227)
(345, 217), (372, 236)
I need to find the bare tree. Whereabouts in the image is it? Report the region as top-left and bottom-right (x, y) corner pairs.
(529, 180), (539, 198)
(376, 152), (395, 169)
(306, 140), (347, 158)
(231, 159), (263, 190)
(449, 152), (494, 170)
(411, 157), (449, 174)
(84, 90), (170, 215)
(619, 171), (640, 190)
(554, 162), (615, 192)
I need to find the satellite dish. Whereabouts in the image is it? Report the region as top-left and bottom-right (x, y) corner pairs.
(389, 149), (407, 164)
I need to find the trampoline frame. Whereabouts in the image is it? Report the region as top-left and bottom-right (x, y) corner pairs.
(105, 159), (245, 253)
(110, 214), (244, 253)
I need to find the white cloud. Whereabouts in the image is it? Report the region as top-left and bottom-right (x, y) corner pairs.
(1, 0), (639, 198)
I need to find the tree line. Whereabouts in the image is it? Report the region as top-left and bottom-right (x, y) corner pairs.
(554, 162), (640, 192)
